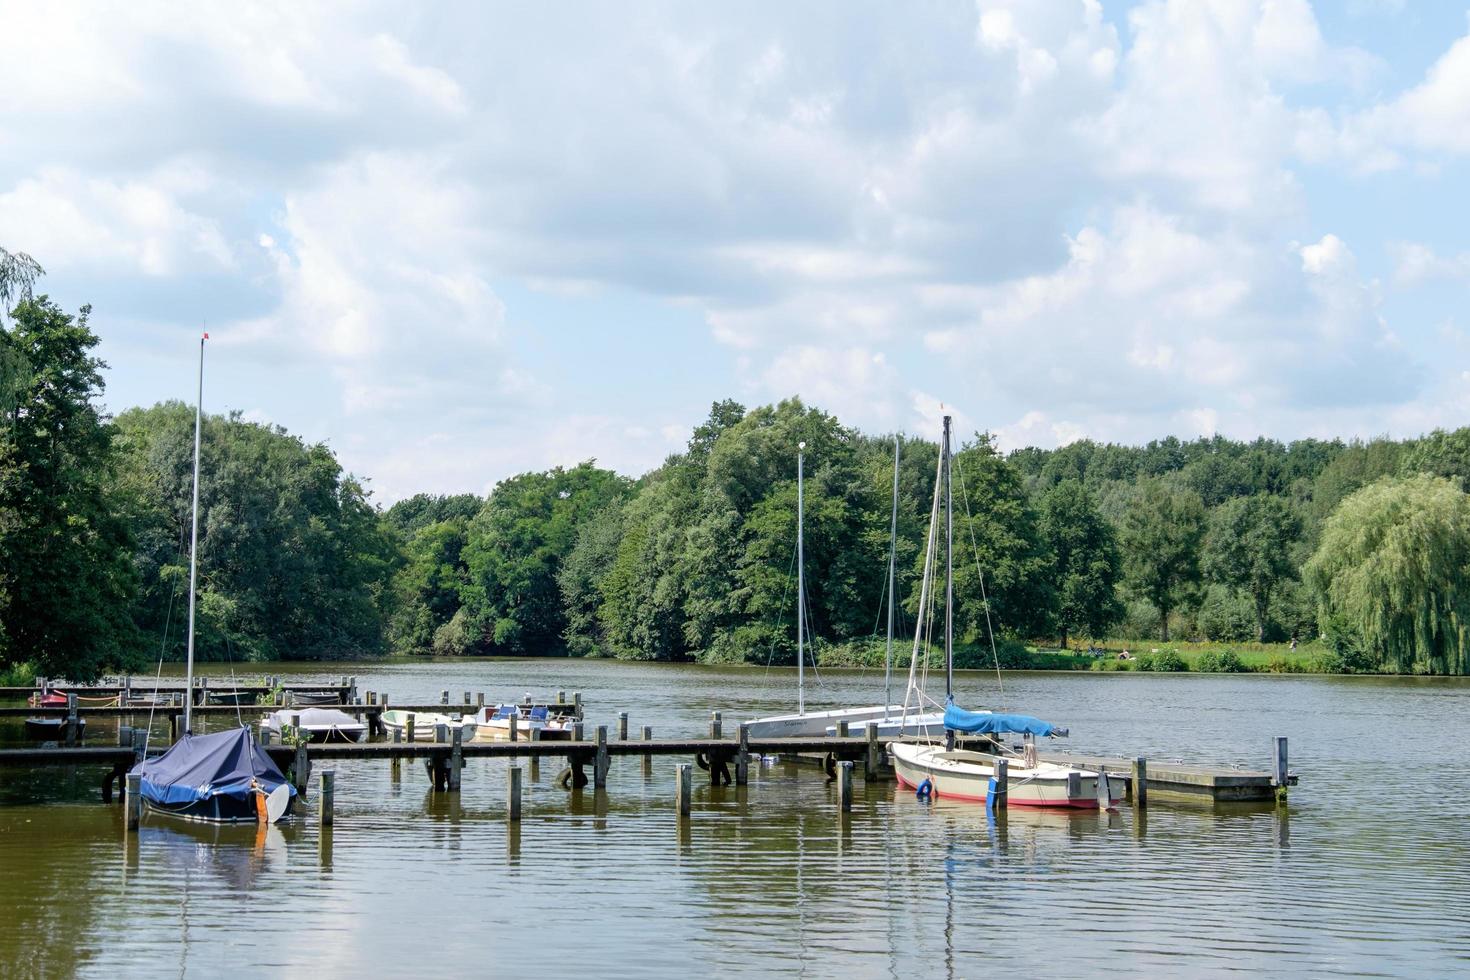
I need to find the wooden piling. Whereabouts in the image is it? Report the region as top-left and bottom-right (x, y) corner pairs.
(1066, 769), (1081, 802)
(258, 722), (273, 746)
(676, 763), (692, 817)
(391, 727), (402, 779)
(450, 727), (463, 792)
(125, 772), (141, 831)
(65, 694), (79, 746)
(837, 760), (853, 812)
(294, 742), (310, 795)
(573, 692), (583, 716)
(736, 723), (750, 786)
(529, 728), (540, 780)
(595, 725), (609, 789)
(509, 715), (519, 743)
(709, 711), (722, 739)
(557, 690), (566, 705)
(440, 690), (449, 705)
(573, 721), (584, 742)
(1096, 768), (1111, 810)
(1132, 757), (1148, 808)
(642, 726), (653, 777)
(320, 769), (335, 827)
(169, 712), (181, 743)
(435, 723), (448, 744)
(477, 692), (485, 708)
(864, 725), (880, 782)
(406, 715), (416, 743)
(118, 724), (132, 748)
(464, 691), (471, 706)
(836, 719), (849, 738)
(993, 757), (1009, 809)
(1273, 735), (1289, 803)
(508, 765), (523, 822)
(618, 712), (629, 741)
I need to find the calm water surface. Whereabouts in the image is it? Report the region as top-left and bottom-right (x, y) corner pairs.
(3, 661), (1468, 978)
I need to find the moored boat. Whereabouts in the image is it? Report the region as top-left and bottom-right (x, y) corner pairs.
(262, 707), (367, 743)
(381, 709), (476, 741)
(23, 716), (87, 740)
(135, 726), (296, 823)
(471, 704), (572, 741)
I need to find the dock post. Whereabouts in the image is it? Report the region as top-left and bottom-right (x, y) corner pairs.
(529, 728), (541, 780)
(259, 722), (273, 746)
(477, 692), (485, 708)
(573, 692), (583, 717)
(573, 721), (584, 742)
(642, 726), (653, 777)
(125, 772), (142, 831)
(1096, 767), (1112, 810)
(440, 690), (449, 706)
(169, 712), (181, 743)
(676, 763), (692, 818)
(736, 723), (750, 786)
(198, 676), (208, 707)
(558, 690), (566, 706)
(1131, 757), (1148, 808)
(992, 758), (1009, 809)
(450, 726), (463, 792)
(1273, 735), (1289, 804)
(618, 712), (628, 741)
(65, 694), (79, 746)
(864, 725), (880, 782)
(837, 760), (853, 812)
(391, 727), (402, 780)
(1066, 770), (1081, 803)
(320, 769), (335, 827)
(595, 725), (609, 789)
(709, 711), (722, 739)
(406, 715), (416, 743)
(464, 691), (471, 706)
(836, 719), (848, 738)
(508, 765), (523, 822)
(118, 724), (132, 748)
(509, 715), (519, 743)
(435, 723), (448, 744)
(130, 726), (145, 762)
(294, 743), (310, 795)
(349, 676), (357, 702)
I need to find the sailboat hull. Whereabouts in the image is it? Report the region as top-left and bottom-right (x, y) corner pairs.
(890, 742), (1123, 808)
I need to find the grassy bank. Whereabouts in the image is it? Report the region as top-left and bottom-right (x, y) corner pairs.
(816, 638), (1088, 671)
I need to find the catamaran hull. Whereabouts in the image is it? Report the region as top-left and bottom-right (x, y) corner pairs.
(747, 705), (907, 739)
(890, 744), (1123, 808)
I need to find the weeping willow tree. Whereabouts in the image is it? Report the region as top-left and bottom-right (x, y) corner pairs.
(1, 247), (44, 419)
(1305, 475), (1470, 674)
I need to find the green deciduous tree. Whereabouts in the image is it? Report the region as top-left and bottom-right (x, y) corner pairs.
(1118, 478), (1206, 641)
(1204, 494), (1303, 641)
(0, 299), (139, 679)
(1305, 474), (1470, 674)
(1038, 479), (1122, 648)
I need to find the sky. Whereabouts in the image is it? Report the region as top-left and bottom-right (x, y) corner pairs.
(2, 0), (1468, 503)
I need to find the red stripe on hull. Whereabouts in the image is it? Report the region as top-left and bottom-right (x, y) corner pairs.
(895, 771), (1122, 809)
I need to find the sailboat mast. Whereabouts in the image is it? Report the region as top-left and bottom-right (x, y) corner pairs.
(797, 441), (806, 716)
(184, 333), (205, 736)
(885, 437), (900, 716)
(943, 415), (954, 750)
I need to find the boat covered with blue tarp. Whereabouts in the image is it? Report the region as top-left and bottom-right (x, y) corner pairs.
(943, 702), (1064, 738)
(132, 726), (295, 823)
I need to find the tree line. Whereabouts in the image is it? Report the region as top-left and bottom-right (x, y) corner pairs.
(2, 260), (1466, 679)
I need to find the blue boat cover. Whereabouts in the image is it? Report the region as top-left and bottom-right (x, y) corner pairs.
(133, 726), (295, 806)
(943, 702), (1058, 737)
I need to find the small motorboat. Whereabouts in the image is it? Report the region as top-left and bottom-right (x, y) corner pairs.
(262, 707), (366, 743)
(380, 709), (476, 741)
(285, 690), (342, 706)
(471, 704), (573, 742)
(23, 716), (86, 741)
(206, 690), (256, 706)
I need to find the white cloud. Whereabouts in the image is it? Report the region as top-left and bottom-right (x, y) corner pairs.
(1391, 242), (1470, 286)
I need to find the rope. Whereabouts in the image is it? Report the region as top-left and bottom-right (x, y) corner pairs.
(953, 453), (1005, 706)
(142, 527), (188, 755)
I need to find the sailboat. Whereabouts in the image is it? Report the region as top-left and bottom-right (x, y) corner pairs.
(745, 440), (909, 738)
(888, 415), (1123, 808)
(130, 333), (296, 823)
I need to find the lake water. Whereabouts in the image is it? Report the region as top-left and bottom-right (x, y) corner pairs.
(3, 660), (1468, 978)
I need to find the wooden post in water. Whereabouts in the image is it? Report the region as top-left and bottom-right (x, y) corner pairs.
(435, 723), (448, 744)
(676, 763), (692, 818)
(348, 676), (357, 702)
(320, 769), (335, 827)
(736, 723), (750, 786)
(294, 742), (310, 795)
(573, 721), (584, 742)
(477, 692), (485, 708)
(529, 727), (541, 780)
(993, 758), (1009, 809)
(509, 715), (519, 743)
(440, 690), (449, 706)
(1096, 768), (1111, 810)
(557, 690), (566, 706)
(130, 726), (145, 761)
(259, 721), (273, 746)
(169, 712), (181, 744)
(618, 712), (628, 741)
(391, 727), (402, 779)
(118, 724), (132, 748)
(595, 725), (609, 789)
(836, 719), (848, 738)
(1132, 758), (1148, 808)
(65, 694), (79, 746)
(837, 760), (853, 812)
(1273, 735), (1289, 804)
(864, 725), (881, 782)
(573, 692), (583, 717)
(709, 711), (722, 740)
(449, 726), (463, 792)
(642, 726), (653, 777)
(508, 765), (523, 822)
(125, 772), (142, 831)
(406, 714), (416, 743)
(464, 691), (471, 706)
(1066, 769), (1080, 803)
